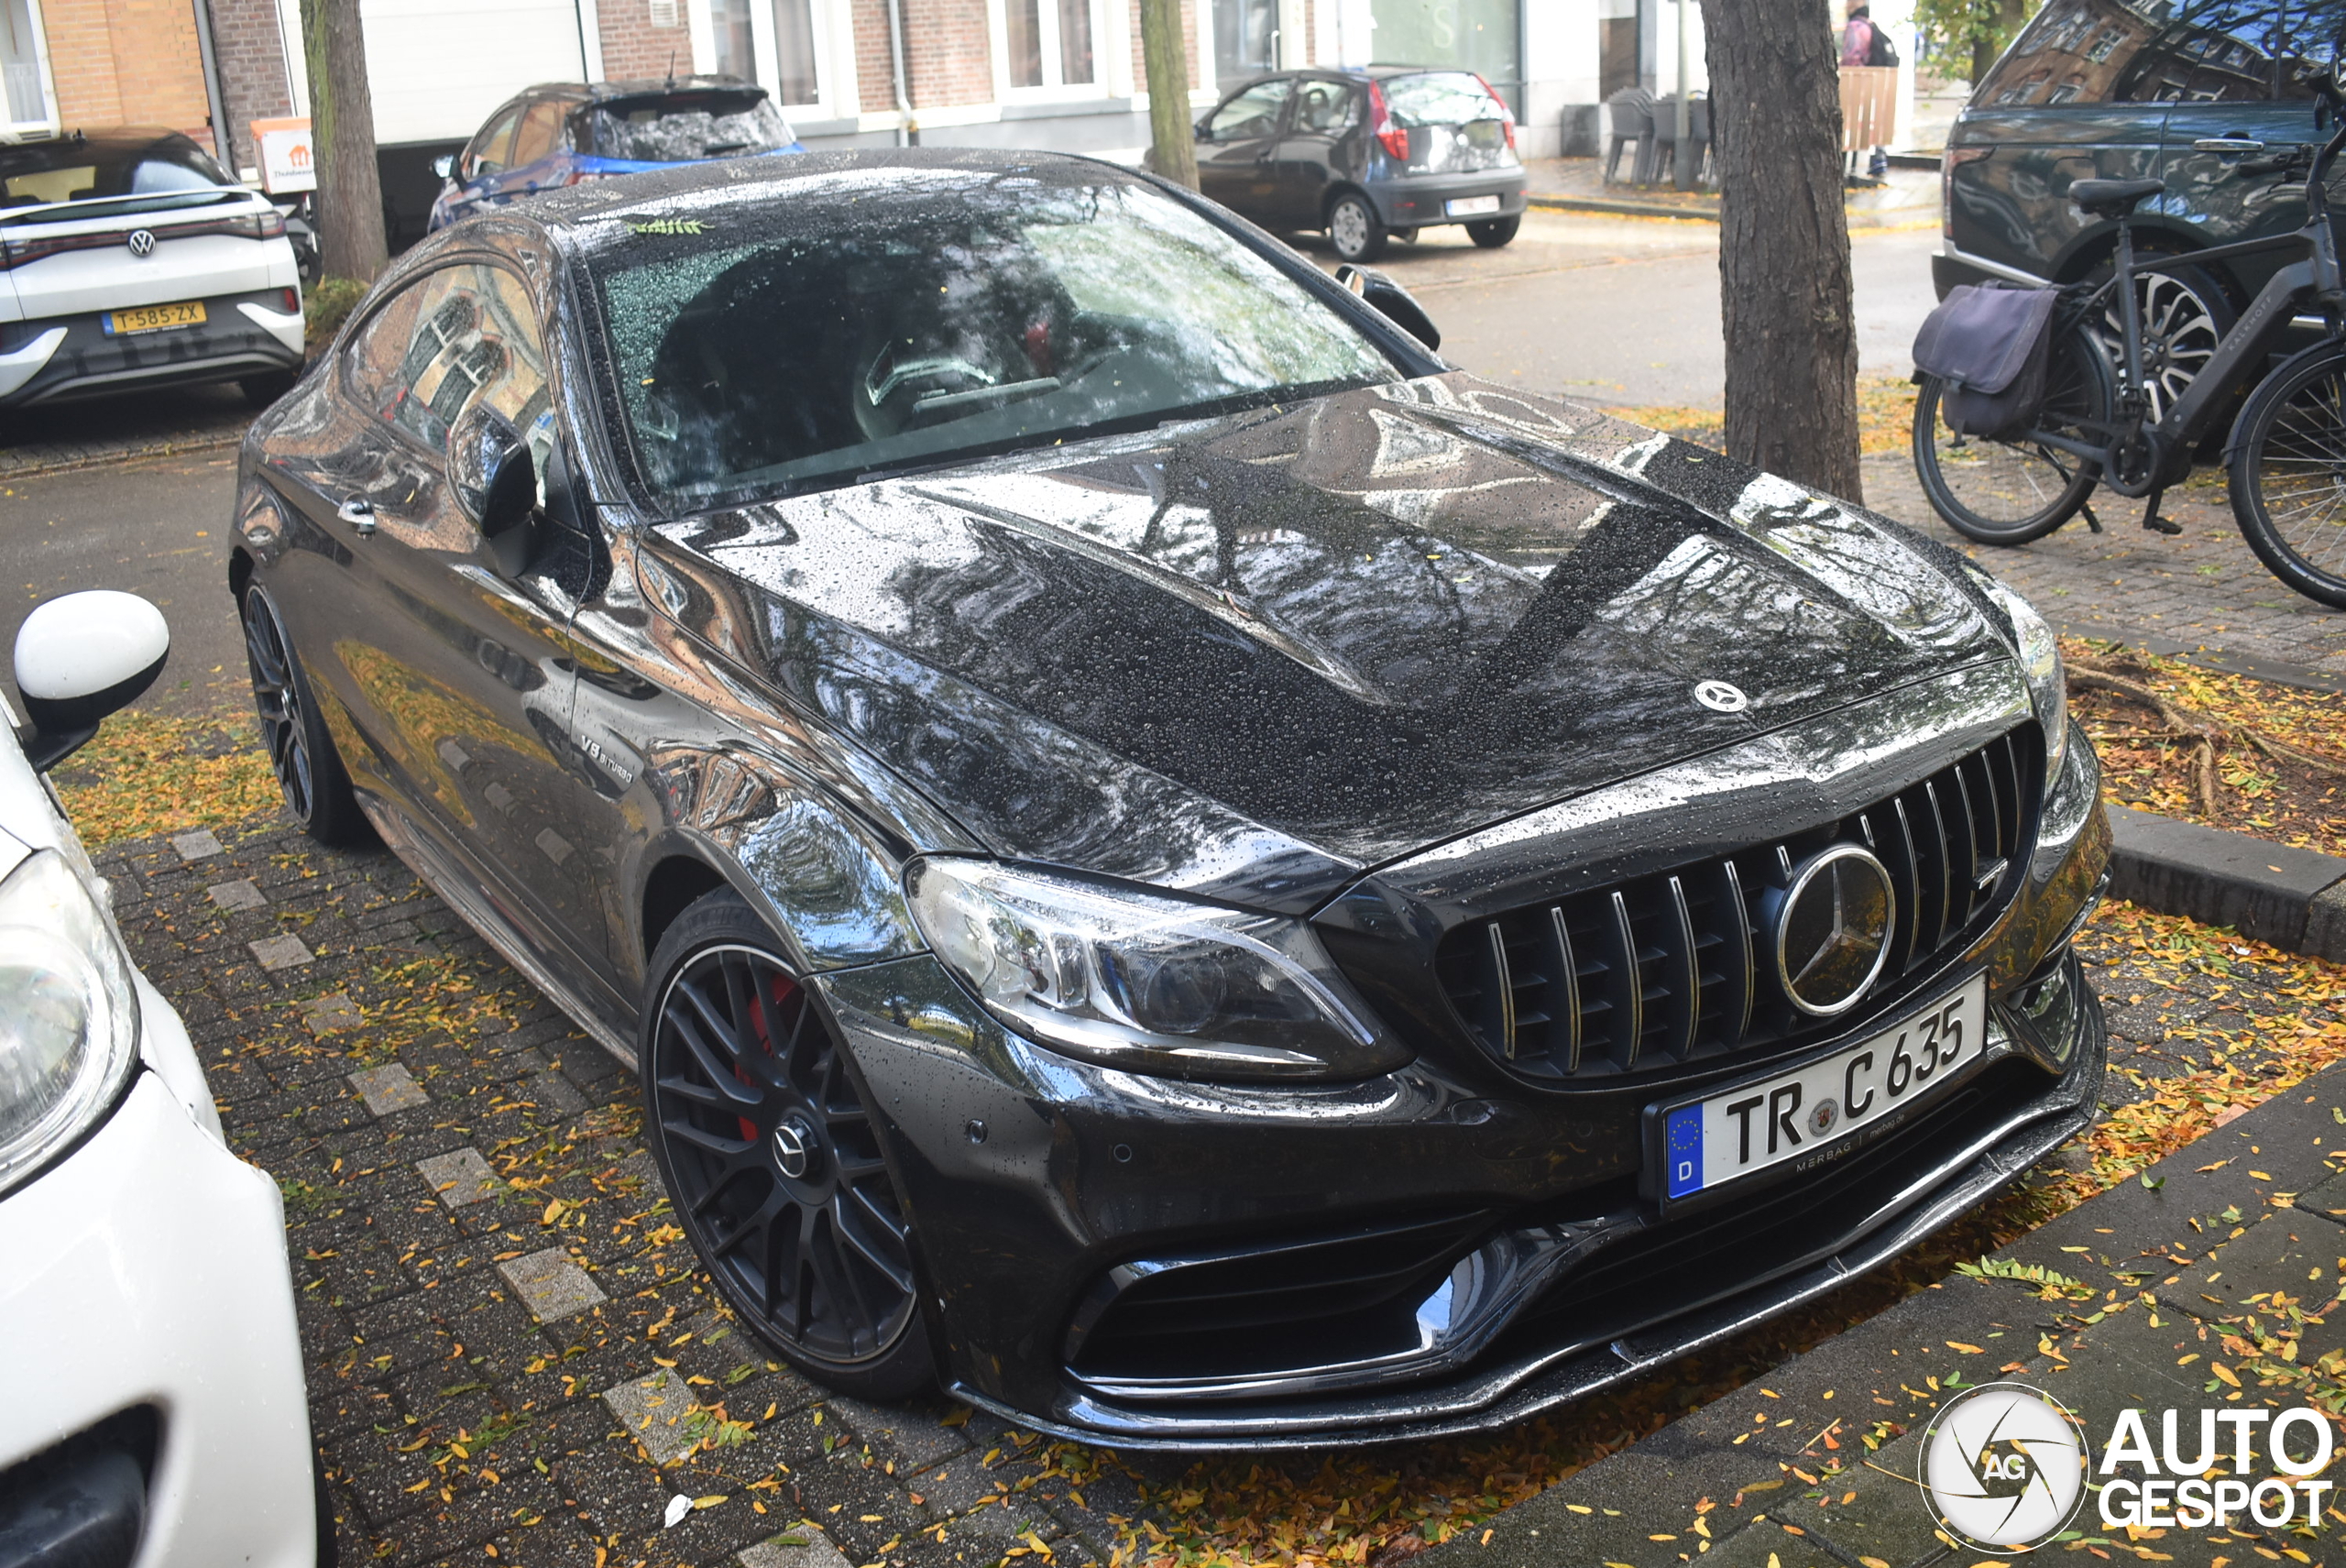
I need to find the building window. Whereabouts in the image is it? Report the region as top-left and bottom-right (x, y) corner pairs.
(1, 0), (51, 130)
(1213, 0), (1276, 82)
(772, 0), (819, 104)
(1004, 0), (1096, 87)
(712, 0), (756, 81)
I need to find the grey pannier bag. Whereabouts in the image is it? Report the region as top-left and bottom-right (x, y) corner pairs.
(1911, 282), (2062, 438)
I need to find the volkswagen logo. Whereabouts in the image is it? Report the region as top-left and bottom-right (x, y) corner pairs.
(771, 1115), (818, 1180)
(126, 228), (156, 258)
(1693, 679), (1748, 713)
(1771, 844), (1896, 1016)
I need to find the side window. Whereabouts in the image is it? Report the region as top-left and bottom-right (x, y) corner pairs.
(1294, 80), (1360, 134)
(1207, 78), (1290, 140)
(510, 101), (565, 168)
(469, 106), (523, 177)
(343, 264), (552, 459)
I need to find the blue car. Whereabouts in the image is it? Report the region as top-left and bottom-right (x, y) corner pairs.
(429, 78), (803, 230)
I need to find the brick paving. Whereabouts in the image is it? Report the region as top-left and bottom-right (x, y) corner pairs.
(100, 816), (1155, 1568)
(1862, 452), (2346, 686)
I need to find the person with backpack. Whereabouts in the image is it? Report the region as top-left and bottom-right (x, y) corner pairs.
(1841, 1), (1899, 67)
(1841, 1), (1899, 176)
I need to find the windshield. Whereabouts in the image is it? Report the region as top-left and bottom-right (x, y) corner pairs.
(0, 133), (238, 214)
(586, 93), (796, 162)
(587, 168), (1401, 509)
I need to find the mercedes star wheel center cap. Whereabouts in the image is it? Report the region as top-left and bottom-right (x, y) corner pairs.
(772, 1116), (817, 1180)
(1773, 844), (1896, 1017)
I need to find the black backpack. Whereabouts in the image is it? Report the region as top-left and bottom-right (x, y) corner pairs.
(1867, 22), (1900, 67)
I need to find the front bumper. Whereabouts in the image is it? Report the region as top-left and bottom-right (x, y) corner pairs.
(0, 988), (316, 1565)
(1371, 172), (1528, 231)
(0, 289), (304, 406)
(816, 703), (2111, 1450)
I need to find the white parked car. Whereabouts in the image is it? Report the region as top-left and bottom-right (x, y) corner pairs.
(0, 130), (306, 410)
(0, 593), (319, 1565)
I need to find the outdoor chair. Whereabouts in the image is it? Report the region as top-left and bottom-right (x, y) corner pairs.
(1650, 95), (1713, 189)
(1604, 88), (1657, 183)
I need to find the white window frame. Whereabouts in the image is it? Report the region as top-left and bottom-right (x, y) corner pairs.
(2, 0), (60, 137)
(687, 0), (841, 116)
(988, 0), (1113, 99)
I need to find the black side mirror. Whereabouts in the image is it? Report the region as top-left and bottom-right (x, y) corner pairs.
(1195, 119), (1212, 141)
(448, 404), (542, 577)
(1334, 264), (1441, 351)
(11, 590), (169, 771)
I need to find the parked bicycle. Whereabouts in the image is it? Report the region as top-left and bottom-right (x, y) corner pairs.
(1910, 68), (2346, 609)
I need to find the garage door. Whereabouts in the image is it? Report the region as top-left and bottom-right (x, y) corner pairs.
(359, 0), (587, 145)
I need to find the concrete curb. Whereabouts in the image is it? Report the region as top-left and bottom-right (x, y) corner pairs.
(2106, 803), (2346, 962)
(0, 432), (243, 483)
(1525, 192), (1719, 222)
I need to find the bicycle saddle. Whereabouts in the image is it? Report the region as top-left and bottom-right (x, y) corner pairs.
(2068, 177), (2165, 218)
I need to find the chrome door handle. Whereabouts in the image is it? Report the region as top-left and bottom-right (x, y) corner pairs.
(2194, 137), (2266, 153)
(337, 497), (378, 535)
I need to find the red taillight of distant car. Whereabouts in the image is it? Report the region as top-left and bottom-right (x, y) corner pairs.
(1366, 82), (1412, 162)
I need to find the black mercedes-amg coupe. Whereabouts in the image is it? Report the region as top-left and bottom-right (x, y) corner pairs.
(231, 149), (2110, 1450)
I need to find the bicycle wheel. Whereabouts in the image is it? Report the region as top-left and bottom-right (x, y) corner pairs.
(2228, 345), (2346, 609)
(1912, 321), (2113, 545)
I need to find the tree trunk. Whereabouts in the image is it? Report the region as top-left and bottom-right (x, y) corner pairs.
(1140, 0), (1198, 190)
(302, 0), (388, 282)
(1696, 0), (1864, 501)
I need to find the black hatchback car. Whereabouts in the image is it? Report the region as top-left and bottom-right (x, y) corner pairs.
(233, 148), (2107, 1449)
(1194, 67), (1528, 262)
(1941, 0), (2346, 414)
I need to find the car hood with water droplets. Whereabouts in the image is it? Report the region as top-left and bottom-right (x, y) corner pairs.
(650, 374), (2010, 912)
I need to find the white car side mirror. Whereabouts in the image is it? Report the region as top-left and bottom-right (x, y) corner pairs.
(12, 590), (169, 772)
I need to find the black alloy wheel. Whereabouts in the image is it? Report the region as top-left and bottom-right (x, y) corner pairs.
(240, 586), (368, 845)
(642, 890), (934, 1397)
(1328, 192), (1387, 263)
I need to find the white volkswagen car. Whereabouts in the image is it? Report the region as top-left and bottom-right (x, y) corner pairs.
(0, 130), (305, 410)
(0, 593), (319, 1564)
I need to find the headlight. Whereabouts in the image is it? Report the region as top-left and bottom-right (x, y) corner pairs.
(1965, 565), (2067, 792)
(0, 851), (141, 1196)
(905, 858), (1409, 1082)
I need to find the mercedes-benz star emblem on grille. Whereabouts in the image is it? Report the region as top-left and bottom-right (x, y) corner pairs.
(1693, 679), (1748, 712)
(1773, 844), (1896, 1017)
(126, 228), (157, 258)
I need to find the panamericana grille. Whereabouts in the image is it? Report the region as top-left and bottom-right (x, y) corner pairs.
(1434, 728), (2038, 1082)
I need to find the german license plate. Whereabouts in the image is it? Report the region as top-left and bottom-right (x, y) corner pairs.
(1446, 194), (1502, 217)
(1651, 973), (1990, 1206)
(104, 301), (206, 335)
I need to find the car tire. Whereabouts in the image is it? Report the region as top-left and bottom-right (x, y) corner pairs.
(641, 887), (937, 1399)
(1328, 192), (1387, 263)
(239, 585), (371, 846)
(1467, 214), (1520, 248)
(241, 369), (301, 410)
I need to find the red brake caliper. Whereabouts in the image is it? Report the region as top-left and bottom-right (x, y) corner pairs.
(737, 970), (800, 1144)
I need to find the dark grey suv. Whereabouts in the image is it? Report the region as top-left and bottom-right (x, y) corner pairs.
(1939, 0), (2346, 415)
(1194, 67), (1528, 262)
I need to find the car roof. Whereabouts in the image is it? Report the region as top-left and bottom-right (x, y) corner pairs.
(0, 127), (203, 159)
(503, 146), (1143, 243)
(510, 77), (771, 107)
